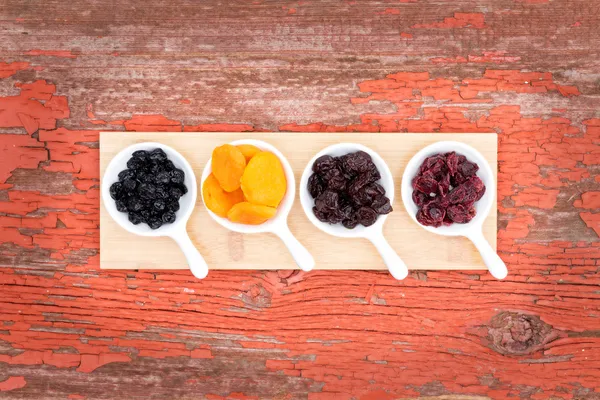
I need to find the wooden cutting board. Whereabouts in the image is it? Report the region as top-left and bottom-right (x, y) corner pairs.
(100, 132), (497, 271)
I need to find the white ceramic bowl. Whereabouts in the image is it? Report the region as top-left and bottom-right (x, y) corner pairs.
(200, 139), (314, 272)
(401, 140), (507, 279)
(299, 143), (408, 280)
(101, 142), (208, 279)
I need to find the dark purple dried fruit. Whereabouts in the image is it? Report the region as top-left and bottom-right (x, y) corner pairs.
(309, 150), (392, 228)
(315, 190), (339, 212)
(342, 151), (374, 174)
(357, 207), (378, 227)
(371, 196), (392, 215)
(312, 155), (337, 174)
(308, 174), (325, 198)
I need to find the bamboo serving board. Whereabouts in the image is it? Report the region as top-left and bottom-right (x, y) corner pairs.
(100, 132), (497, 271)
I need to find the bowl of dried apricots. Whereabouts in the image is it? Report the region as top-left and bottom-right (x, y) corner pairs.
(201, 139), (314, 272)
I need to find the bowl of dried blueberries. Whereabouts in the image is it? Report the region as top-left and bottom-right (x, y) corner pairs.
(300, 143), (408, 280)
(401, 141), (507, 279)
(102, 142), (208, 279)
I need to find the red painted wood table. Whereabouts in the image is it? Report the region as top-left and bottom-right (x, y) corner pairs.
(1, 1), (599, 399)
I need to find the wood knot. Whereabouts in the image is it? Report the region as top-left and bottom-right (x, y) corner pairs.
(486, 312), (561, 356)
(240, 284), (272, 309)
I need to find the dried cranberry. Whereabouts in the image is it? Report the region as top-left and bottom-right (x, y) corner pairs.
(458, 160), (478, 177)
(411, 151), (485, 227)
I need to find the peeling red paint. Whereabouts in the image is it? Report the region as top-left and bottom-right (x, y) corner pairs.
(24, 50), (77, 59)
(0, 377), (26, 392)
(0, 61), (30, 78)
(412, 12), (485, 29)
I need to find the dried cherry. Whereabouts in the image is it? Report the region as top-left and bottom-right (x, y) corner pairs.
(308, 150), (392, 229)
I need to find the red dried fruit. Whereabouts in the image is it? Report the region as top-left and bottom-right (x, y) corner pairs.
(411, 151), (486, 227)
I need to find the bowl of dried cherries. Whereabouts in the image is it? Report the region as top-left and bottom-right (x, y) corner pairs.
(300, 143), (408, 280)
(401, 141), (507, 279)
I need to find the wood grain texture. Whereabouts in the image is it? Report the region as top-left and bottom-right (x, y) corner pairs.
(1, 0), (600, 398)
(100, 132), (497, 271)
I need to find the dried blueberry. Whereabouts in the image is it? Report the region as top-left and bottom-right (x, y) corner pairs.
(148, 218), (163, 230)
(128, 212), (143, 225)
(122, 178), (137, 192)
(155, 186), (169, 199)
(115, 200), (128, 212)
(170, 169), (185, 184)
(166, 201), (180, 212)
(162, 211), (176, 224)
(170, 187), (183, 199)
(132, 150), (148, 159)
(155, 171), (170, 185)
(118, 169), (135, 182)
(149, 148), (167, 162)
(127, 198), (144, 212)
(127, 157), (145, 170)
(138, 183), (157, 199)
(110, 182), (123, 200)
(153, 199), (166, 211)
(164, 160), (175, 171)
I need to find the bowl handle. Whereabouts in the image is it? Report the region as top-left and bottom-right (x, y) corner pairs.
(466, 231), (507, 279)
(171, 230), (209, 279)
(273, 225), (315, 272)
(368, 233), (408, 280)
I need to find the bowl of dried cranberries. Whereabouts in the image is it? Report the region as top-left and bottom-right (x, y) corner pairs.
(401, 141), (507, 279)
(300, 143), (408, 280)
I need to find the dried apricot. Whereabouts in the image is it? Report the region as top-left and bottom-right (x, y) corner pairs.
(211, 144), (246, 192)
(202, 174), (244, 217)
(241, 151), (287, 207)
(227, 202), (277, 225)
(237, 144), (261, 162)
